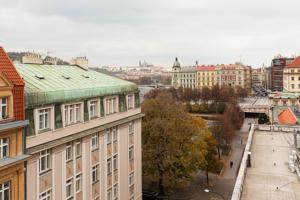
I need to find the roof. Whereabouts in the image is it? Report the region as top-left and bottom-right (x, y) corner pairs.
(287, 56), (300, 68)
(277, 108), (298, 125)
(196, 65), (215, 71)
(179, 66), (197, 72)
(14, 63), (138, 108)
(0, 47), (24, 86)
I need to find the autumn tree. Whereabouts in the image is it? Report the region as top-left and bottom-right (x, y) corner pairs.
(201, 86), (212, 104)
(142, 93), (209, 194)
(236, 86), (248, 99)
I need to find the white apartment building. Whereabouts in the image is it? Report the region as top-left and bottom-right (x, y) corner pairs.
(14, 61), (143, 200)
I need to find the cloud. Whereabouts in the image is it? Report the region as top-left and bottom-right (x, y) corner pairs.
(1, 0), (300, 67)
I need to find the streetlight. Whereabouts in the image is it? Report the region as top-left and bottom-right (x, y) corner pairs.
(204, 189), (225, 200)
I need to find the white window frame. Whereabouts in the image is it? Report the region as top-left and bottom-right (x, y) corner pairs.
(75, 173), (82, 193)
(113, 127), (118, 142)
(113, 154), (118, 171)
(113, 184), (118, 200)
(107, 158), (112, 175)
(63, 102), (83, 126)
(66, 143), (73, 162)
(39, 188), (51, 200)
(0, 181), (10, 200)
(129, 146), (134, 161)
(107, 188), (112, 200)
(66, 178), (73, 200)
(106, 129), (112, 145)
(39, 149), (51, 173)
(129, 121), (134, 135)
(0, 138), (9, 159)
(105, 96), (118, 115)
(75, 140), (82, 158)
(92, 164), (99, 184)
(129, 172), (134, 186)
(88, 99), (99, 119)
(35, 106), (54, 134)
(127, 94), (134, 110)
(91, 133), (99, 151)
(0, 97), (8, 120)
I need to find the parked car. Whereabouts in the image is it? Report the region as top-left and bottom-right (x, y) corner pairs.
(142, 190), (160, 200)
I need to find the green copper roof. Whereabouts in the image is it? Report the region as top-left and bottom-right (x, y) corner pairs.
(14, 63), (138, 108)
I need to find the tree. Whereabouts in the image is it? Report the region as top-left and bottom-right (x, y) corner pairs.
(258, 113), (269, 124)
(201, 87), (212, 104)
(211, 85), (221, 103)
(236, 86), (248, 99)
(142, 93), (208, 194)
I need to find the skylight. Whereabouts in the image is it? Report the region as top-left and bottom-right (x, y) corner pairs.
(62, 75), (70, 79)
(82, 74), (89, 78)
(35, 75), (44, 79)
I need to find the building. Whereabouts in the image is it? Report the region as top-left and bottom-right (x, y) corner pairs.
(283, 56), (300, 92)
(0, 47), (29, 200)
(269, 56), (294, 91)
(196, 65), (216, 89)
(15, 58), (143, 200)
(216, 63), (252, 92)
(171, 58), (197, 89)
(252, 67), (268, 88)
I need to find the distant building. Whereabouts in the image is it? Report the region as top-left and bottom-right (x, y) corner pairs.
(171, 58), (197, 89)
(269, 56), (294, 91)
(196, 65), (216, 89)
(15, 58), (143, 199)
(283, 56), (300, 92)
(252, 67), (268, 88)
(0, 47), (29, 200)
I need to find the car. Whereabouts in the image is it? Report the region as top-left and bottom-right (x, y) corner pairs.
(142, 190), (160, 200)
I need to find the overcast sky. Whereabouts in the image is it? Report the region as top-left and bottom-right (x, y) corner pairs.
(1, 0), (300, 68)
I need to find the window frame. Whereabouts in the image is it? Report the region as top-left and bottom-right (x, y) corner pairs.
(127, 94), (134, 110)
(0, 97), (8, 120)
(91, 133), (99, 151)
(35, 106), (54, 134)
(0, 138), (9, 159)
(39, 149), (51, 174)
(88, 99), (99, 119)
(63, 102), (83, 126)
(107, 157), (112, 175)
(66, 143), (73, 162)
(39, 188), (51, 200)
(128, 121), (134, 135)
(75, 173), (82, 193)
(66, 178), (73, 200)
(75, 140), (82, 158)
(0, 181), (10, 200)
(129, 172), (134, 186)
(92, 164), (99, 184)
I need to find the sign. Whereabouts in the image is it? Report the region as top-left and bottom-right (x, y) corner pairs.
(272, 58), (286, 66)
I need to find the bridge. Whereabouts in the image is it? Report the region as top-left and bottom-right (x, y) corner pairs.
(239, 97), (270, 114)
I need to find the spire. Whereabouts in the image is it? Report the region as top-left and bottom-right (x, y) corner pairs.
(173, 57), (181, 68)
(195, 60), (198, 67)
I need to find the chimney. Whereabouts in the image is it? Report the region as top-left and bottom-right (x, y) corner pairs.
(22, 52), (43, 64)
(70, 56), (88, 69)
(43, 56), (58, 65)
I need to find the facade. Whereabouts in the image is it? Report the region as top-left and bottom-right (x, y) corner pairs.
(171, 58), (197, 89)
(269, 57), (294, 91)
(196, 65), (216, 89)
(252, 67), (268, 88)
(216, 63), (252, 92)
(15, 60), (143, 200)
(283, 56), (300, 92)
(0, 47), (29, 200)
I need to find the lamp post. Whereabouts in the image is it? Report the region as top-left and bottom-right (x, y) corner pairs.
(204, 189), (225, 200)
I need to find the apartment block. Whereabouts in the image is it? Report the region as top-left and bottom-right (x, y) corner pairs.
(283, 56), (300, 92)
(196, 65), (216, 89)
(14, 60), (143, 200)
(0, 47), (29, 200)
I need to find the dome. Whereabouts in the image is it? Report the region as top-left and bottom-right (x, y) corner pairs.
(173, 57), (181, 68)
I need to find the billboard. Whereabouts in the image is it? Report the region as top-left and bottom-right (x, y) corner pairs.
(272, 58), (286, 66)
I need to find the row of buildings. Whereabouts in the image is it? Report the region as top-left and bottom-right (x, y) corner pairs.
(171, 58), (252, 92)
(0, 48), (142, 200)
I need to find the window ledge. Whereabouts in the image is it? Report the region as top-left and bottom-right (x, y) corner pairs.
(39, 168), (52, 176)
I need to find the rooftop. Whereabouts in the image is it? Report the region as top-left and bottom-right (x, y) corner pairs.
(278, 108), (298, 125)
(14, 63), (138, 108)
(287, 56), (300, 68)
(232, 125), (300, 200)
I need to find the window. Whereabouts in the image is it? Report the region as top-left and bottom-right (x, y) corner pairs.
(0, 138), (9, 158)
(89, 100), (98, 119)
(66, 143), (72, 162)
(291, 77), (294, 81)
(0, 97), (7, 120)
(113, 155), (118, 171)
(91, 133), (99, 151)
(107, 188), (112, 200)
(64, 103), (82, 125)
(106, 97), (117, 115)
(129, 146), (134, 161)
(39, 189), (51, 200)
(291, 69), (295, 73)
(92, 164), (99, 183)
(66, 179), (73, 200)
(75, 174), (82, 193)
(129, 121), (134, 134)
(107, 130), (112, 145)
(298, 84), (300, 89)
(292, 84), (295, 89)
(298, 77), (300, 81)
(127, 94), (134, 109)
(113, 184), (118, 200)
(38, 108), (51, 131)
(107, 158), (112, 175)
(113, 128), (118, 142)
(0, 181), (10, 200)
(39, 149), (51, 173)
(129, 172), (134, 186)
(75, 140), (82, 158)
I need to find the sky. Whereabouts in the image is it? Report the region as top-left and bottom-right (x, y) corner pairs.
(1, 0), (300, 68)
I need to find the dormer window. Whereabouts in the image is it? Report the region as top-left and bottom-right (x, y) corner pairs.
(0, 97), (7, 120)
(64, 103), (82, 126)
(89, 100), (99, 119)
(105, 97), (118, 115)
(35, 107), (54, 133)
(127, 94), (134, 110)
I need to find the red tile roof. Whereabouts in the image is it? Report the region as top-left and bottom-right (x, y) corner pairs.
(0, 47), (24, 86)
(278, 108), (298, 125)
(286, 56), (300, 68)
(196, 65), (216, 71)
